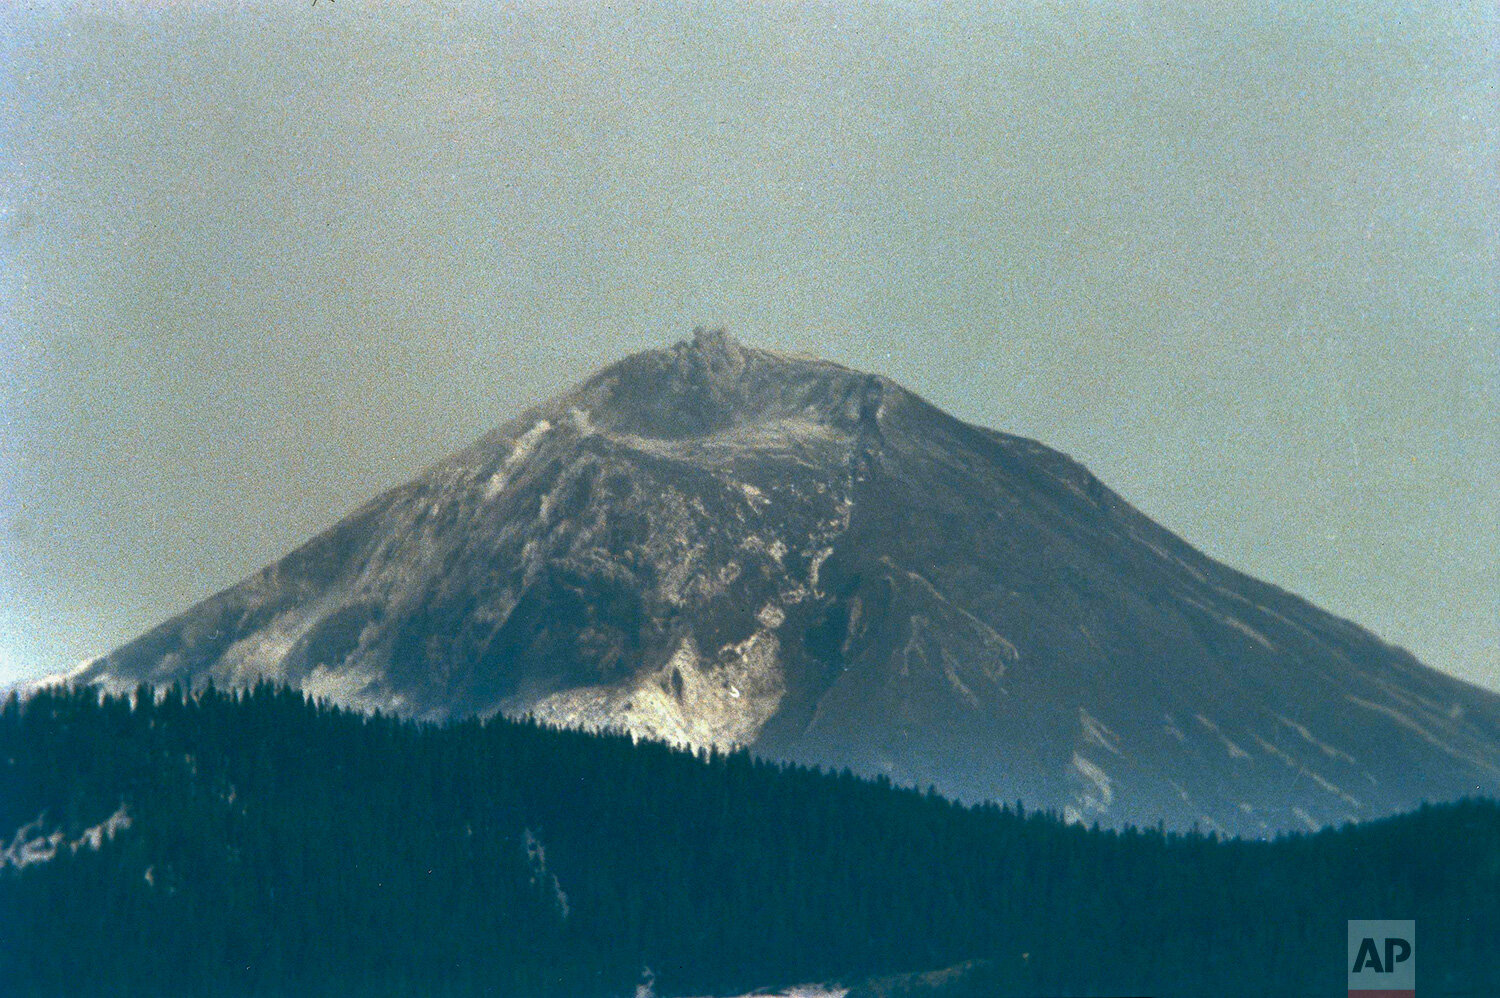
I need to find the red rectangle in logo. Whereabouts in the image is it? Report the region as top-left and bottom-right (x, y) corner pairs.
(1348, 990), (1415, 998)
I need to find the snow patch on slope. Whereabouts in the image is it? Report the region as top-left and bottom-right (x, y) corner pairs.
(212, 614), (306, 687)
(1162, 713), (1187, 743)
(1, 805), (131, 870)
(568, 407), (594, 436)
(526, 627), (786, 754)
(702, 989), (847, 998)
(1344, 693), (1498, 775)
(1275, 714), (1357, 764)
(302, 661), (401, 714)
(1068, 752), (1114, 822)
(1248, 733), (1363, 810)
(1080, 708), (1122, 755)
(485, 419), (552, 500)
(667, 983), (846, 998)
(523, 827), (570, 920)
(1195, 714), (1251, 760)
(1291, 807), (1322, 832)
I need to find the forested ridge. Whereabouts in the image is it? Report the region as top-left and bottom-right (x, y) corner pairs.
(3, 684), (1497, 997)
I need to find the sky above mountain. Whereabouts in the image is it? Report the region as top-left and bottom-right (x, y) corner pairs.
(1, 0), (1495, 692)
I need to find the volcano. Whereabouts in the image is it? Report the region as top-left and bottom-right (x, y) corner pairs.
(75, 329), (1500, 836)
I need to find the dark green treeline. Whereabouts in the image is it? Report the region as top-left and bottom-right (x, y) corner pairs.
(2, 684), (1496, 997)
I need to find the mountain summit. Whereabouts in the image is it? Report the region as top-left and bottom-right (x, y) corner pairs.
(77, 330), (1500, 836)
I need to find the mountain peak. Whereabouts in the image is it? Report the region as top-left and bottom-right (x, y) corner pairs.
(573, 329), (881, 442)
(680, 325), (743, 365)
(75, 333), (1500, 837)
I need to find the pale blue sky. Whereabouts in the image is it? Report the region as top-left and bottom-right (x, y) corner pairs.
(1, 1), (1496, 691)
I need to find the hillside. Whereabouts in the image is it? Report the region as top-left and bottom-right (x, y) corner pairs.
(4, 684), (1498, 996)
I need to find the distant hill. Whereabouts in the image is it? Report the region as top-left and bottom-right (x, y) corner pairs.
(74, 330), (1500, 835)
(4, 685), (1498, 997)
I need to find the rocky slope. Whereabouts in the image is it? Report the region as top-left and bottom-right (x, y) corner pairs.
(75, 329), (1500, 836)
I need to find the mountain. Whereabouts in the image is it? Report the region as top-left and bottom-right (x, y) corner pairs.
(74, 329), (1500, 836)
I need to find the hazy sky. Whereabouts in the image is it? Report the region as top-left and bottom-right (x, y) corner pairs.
(1, 1), (1496, 693)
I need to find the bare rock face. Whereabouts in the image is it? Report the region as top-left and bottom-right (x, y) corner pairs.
(79, 330), (1500, 836)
